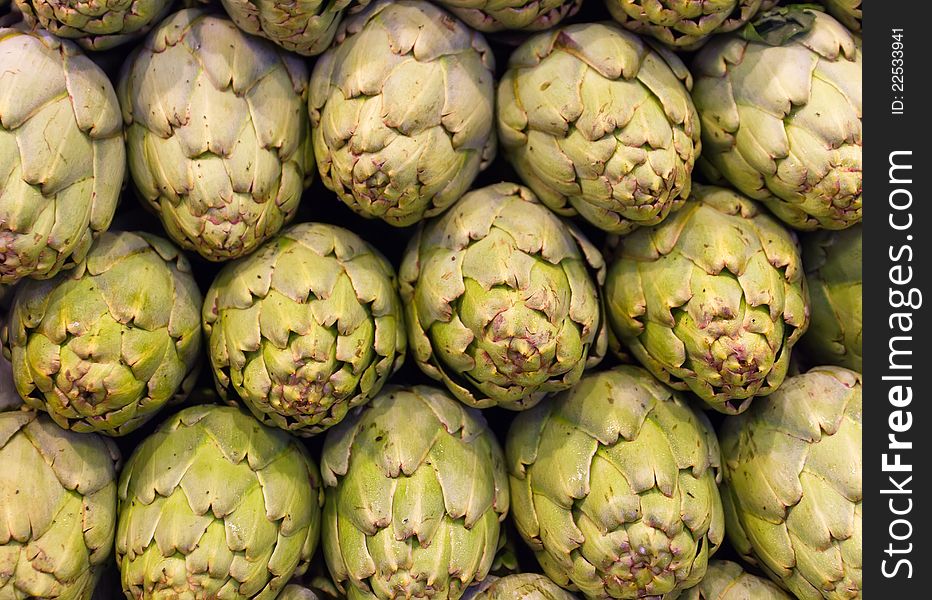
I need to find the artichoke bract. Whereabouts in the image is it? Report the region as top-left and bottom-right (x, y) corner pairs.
(321, 386), (509, 600)
(819, 0), (860, 31)
(800, 226), (861, 371)
(310, 0), (496, 227)
(605, 185), (810, 414)
(4, 231), (202, 436)
(692, 7), (862, 230)
(400, 183), (606, 411)
(16, 0), (173, 50)
(605, 0), (777, 49)
(720, 366), (862, 599)
(119, 9), (314, 261)
(116, 404), (323, 600)
(0, 27), (123, 285)
(203, 222), (406, 437)
(497, 23), (700, 235)
(681, 561), (791, 600)
(221, 0), (370, 56)
(465, 574), (578, 600)
(1, 411), (120, 600)
(433, 0), (581, 32)
(507, 366), (724, 599)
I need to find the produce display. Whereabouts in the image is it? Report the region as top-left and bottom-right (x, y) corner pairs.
(0, 1), (863, 599)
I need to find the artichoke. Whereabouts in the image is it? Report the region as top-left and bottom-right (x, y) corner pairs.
(16, 0), (172, 50)
(465, 574), (578, 600)
(507, 366), (724, 599)
(119, 9), (314, 261)
(0, 27), (123, 285)
(310, 0), (496, 227)
(432, 0), (581, 32)
(203, 222), (406, 437)
(115, 404), (324, 600)
(0, 410), (120, 600)
(604, 185), (810, 414)
(497, 22), (700, 235)
(4, 231), (202, 436)
(605, 0), (777, 49)
(321, 385), (509, 600)
(681, 561), (791, 600)
(720, 366), (862, 599)
(799, 226), (861, 371)
(692, 7), (862, 230)
(818, 0), (860, 31)
(221, 0), (369, 56)
(400, 183), (606, 410)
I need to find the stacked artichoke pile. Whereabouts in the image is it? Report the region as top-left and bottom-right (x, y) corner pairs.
(0, 0), (861, 599)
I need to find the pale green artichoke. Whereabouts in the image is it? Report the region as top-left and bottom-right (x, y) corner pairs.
(1, 410), (120, 600)
(221, 0), (370, 56)
(203, 222), (406, 437)
(119, 9), (314, 261)
(310, 0), (496, 227)
(400, 183), (606, 410)
(116, 404), (323, 600)
(497, 22), (700, 235)
(800, 226), (861, 371)
(465, 574), (578, 600)
(432, 0), (580, 32)
(692, 7), (862, 230)
(321, 385), (509, 600)
(605, 0), (777, 49)
(720, 366), (862, 599)
(0, 27), (123, 285)
(682, 561), (791, 600)
(605, 185), (810, 414)
(4, 231), (202, 436)
(16, 0), (172, 50)
(819, 0), (860, 31)
(508, 366), (724, 599)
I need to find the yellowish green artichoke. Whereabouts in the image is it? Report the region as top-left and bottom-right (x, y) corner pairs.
(720, 366), (862, 599)
(507, 366), (724, 599)
(203, 222), (406, 437)
(0, 27), (123, 285)
(310, 0), (496, 227)
(119, 9), (314, 261)
(433, 0), (581, 32)
(497, 22), (700, 234)
(466, 574), (578, 600)
(4, 231), (202, 436)
(682, 561), (791, 600)
(16, 0), (173, 50)
(605, 185), (810, 414)
(692, 7), (862, 230)
(400, 183), (606, 410)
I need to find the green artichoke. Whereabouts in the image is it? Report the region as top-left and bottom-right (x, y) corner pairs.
(0, 27), (123, 285)
(119, 9), (314, 261)
(799, 226), (861, 371)
(604, 185), (810, 414)
(16, 0), (173, 50)
(681, 561), (791, 600)
(432, 0), (581, 32)
(321, 385), (509, 600)
(497, 22), (700, 235)
(400, 183), (606, 410)
(692, 7), (862, 230)
(720, 366), (862, 599)
(4, 231), (202, 436)
(221, 0), (369, 56)
(466, 574), (578, 600)
(1, 410), (120, 600)
(116, 404), (324, 600)
(507, 366), (724, 599)
(310, 0), (496, 227)
(605, 0), (777, 49)
(818, 0), (860, 31)
(203, 222), (406, 437)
